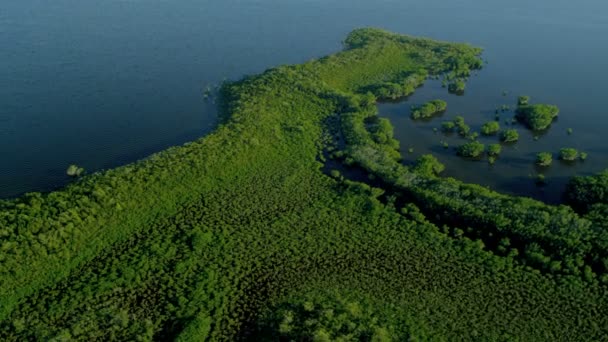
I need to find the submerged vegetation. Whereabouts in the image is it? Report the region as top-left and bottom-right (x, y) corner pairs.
(0, 28), (606, 341)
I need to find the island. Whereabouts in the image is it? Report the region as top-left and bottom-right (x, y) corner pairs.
(410, 99), (447, 119)
(515, 96), (560, 130)
(0, 28), (605, 341)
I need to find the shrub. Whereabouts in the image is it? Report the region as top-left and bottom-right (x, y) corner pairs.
(66, 164), (85, 177)
(500, 129), (519, 142)
(448, 79), (466, 94)
(559, 148), (579, 161)
(535, 152), (552, 167)
(518, 96), (530, 106)
(411, 99), (447, 119)
(481, 121), (500, 135)
(515, 97), (559, 130)
(487, 144), (502, 156)
(412, 154), (445, 176)
(457, 141), (485, 158)
(441, 121), (456, 132)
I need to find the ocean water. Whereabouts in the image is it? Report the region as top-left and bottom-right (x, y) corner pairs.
(1, 0), (607, 201)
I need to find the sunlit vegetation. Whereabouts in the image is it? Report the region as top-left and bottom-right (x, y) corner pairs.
(515, 96), (559, 130)
(481, 121), (500, 135)
(412, 154), (445, 177)
(411, 99), (447, 119)
(500, 129), (519, 142)
(457, 141), (485, 158)
(66, 164), (85, 177)
(560, 148), (579, 161)
(0, 28), (606, 341)
(536, 152), (553, 167)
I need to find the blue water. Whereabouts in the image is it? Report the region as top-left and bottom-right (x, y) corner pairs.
(1, 0), (607, 201)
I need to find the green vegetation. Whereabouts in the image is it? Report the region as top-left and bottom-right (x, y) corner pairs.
(481, 121), (500, 135)
(0, 28), (606, 341)
(412, 154), (445, 177)
(536, 152), (553, 167)
(560, 148), (579, 161)
(457, 141), (485, 158)
(518, 96), (530, 106)
(580, 152), (588, 161)
(411, 99), (447, 119)
(441, 121), (455, 132)
(448, 79), (466, 94)
(487, 143), (502, 156)
(453, 115), (471, 137)
(515, 97), (559, 130)
(253, 292), (402, 341)
(66, 164), (85, 177)
(500, 129), (519, 142)
(565, 170), (608, 212)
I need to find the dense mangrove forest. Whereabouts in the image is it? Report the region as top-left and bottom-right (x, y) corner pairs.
(0, 28), (607, 341)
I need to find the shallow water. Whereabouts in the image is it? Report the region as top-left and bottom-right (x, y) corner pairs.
(1, 0), (607, 200)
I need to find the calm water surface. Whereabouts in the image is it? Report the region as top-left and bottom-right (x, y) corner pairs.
(1, 0), (607, 201)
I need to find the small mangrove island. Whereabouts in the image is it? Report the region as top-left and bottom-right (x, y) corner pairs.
(411, 99), (447, 119)
(515, 96), (560, 130)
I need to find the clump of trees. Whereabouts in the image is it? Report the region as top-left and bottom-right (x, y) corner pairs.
(500, 129), (519, 142)
(411, 99), (447, 119)
(559, 148), (579, 161)
(481, 121), (500, 135)
(487, 143), (502, 156)
(448, 79), (466, 94)
(66, 164), (85, 177)
(453, 116), (471, 137)
(565, 169), (608, 212)
(457, 141), (485, 158)
(515, 96), (559, 130)
(412, 154), (445, 176)
(362, 71), (428, 100)
(535, 152), (552, 167)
